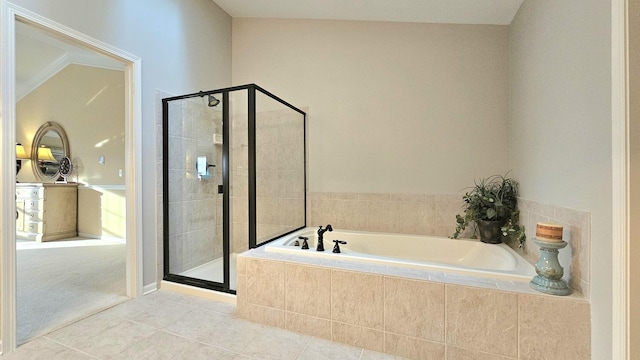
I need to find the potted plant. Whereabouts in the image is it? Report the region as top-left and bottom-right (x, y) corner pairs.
(450, 174), (526, 245)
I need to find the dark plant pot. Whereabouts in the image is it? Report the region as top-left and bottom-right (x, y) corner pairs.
(477, 219), (504, 244)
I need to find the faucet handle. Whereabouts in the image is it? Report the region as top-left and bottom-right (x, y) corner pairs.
(299, 236), (309, 249)
(332, 240), (347, 253)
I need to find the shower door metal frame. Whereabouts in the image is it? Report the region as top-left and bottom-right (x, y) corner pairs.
(247, 84), (307, 249)
(162, 88), (233, 294)
(162, 84), (307, 293)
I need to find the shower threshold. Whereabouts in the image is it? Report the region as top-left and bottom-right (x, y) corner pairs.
(178, 253), (238, 289)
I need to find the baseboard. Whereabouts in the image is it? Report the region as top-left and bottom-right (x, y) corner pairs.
(143, 283), (157, 295)
(160, 280), (236, 305)
(77, 233), (125, 243)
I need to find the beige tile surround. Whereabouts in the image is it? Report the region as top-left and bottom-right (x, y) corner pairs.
(514, 198), (591, 299)
(237, 253), (590, 360)
(237, 191), (592, 359)
(308, 192), (591, 298)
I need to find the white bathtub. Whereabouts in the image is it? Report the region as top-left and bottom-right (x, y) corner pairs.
(264, 227), (536, 281)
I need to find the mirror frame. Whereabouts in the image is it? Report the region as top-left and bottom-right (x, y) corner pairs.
(30, 121), (70, 182)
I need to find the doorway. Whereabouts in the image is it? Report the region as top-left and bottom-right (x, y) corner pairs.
(14, 20), (128, 344)
(0, 2), (142, 353)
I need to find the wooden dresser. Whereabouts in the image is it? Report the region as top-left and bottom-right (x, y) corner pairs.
(16, 183), (78, 242)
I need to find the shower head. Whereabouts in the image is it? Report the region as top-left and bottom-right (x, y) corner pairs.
(208, 94), (220, 107)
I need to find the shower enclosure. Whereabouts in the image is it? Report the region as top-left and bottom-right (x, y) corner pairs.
(162, 84), (306, 293)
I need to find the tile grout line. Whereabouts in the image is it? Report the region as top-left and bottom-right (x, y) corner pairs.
(444, 284), (447, 359)
(382, 275), (386, 356)
(41, 336), (101, 359)
(330, 268), (334, 343)
(517, 293), (520, 359)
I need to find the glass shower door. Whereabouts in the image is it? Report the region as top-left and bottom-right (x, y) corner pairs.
(163, 92), (231, 291)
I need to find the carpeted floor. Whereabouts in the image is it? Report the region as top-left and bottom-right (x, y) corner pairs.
(16, 238), (128, 344)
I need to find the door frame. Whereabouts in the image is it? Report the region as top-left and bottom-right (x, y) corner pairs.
(612, 0), (629, 358)
(0, 1), (143, 353)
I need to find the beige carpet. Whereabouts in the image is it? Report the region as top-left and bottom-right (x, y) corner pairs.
(17, 238), (128, 344)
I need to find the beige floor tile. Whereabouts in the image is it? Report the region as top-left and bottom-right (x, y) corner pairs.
(71, 320), (157, 358)
(163, 307), (231, 340)
(297, 337), (362, 360)
(104, 330), (195, 360)
(4, 337), (93, 360)
(175, 342), (239, 360)
(130, 299), (196, 329)
(198, 315), (266, 353)
(5, 289), (415, 359)
(44, 311), (122, 348)
(240, 326), (310, 360)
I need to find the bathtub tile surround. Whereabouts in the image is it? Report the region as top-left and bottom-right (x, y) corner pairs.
(246, 259), (284, 308)
(515, 197), (591, 298)
(384, 332), (446, 359)
(307, 192), (591, 298)
(332, 321), (385, 353)
(519, 293), (591, 360)
(446, 286), (518, 357)
(237, 250), (590, 360)
(384, 277), (444, 342)
(331, 270), (385, 330)
(446, 346), (517, 360)
(284, 264), (331, 318)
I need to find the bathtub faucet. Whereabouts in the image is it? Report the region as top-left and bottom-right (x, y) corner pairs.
(316, 224), (333, 251)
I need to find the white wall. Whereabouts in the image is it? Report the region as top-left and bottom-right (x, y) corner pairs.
(232, 18), (511, 194)
(509, 0), (611, 358)
(10, 0), (232, 285)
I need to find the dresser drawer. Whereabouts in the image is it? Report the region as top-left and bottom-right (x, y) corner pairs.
(24, 221), (44, 234)
(23, 210), (44, 223)
(23, 199), (44, 211)
(16, 187), (44, 200)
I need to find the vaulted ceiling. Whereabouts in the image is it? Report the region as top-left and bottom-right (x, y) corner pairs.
(16, 21), (124, 101)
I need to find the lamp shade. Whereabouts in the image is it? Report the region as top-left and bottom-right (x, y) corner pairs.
(15, 144), (29, 159)
(37, 146), (56, 162)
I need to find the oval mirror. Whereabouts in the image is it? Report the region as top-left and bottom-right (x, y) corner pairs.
(30, 121), (70, 182)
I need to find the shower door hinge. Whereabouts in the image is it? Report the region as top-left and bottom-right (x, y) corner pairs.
(218, 185), (224, 194)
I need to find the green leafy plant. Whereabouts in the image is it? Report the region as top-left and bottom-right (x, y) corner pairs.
(450, 174), (525, 246)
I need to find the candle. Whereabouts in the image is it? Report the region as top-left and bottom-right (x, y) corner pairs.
(536, 222), (563, 242)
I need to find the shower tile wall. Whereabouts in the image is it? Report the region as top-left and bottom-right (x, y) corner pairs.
(231, 109), (305, 254)
(167, 99), (223, 274)
(307, 192), (591, 298)
(231, 112), (248, 255)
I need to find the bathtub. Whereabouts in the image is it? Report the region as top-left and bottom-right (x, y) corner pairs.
(264, 227), (536, 281)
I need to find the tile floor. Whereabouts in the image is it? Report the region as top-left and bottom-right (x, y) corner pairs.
(3, 289), (406, 359)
